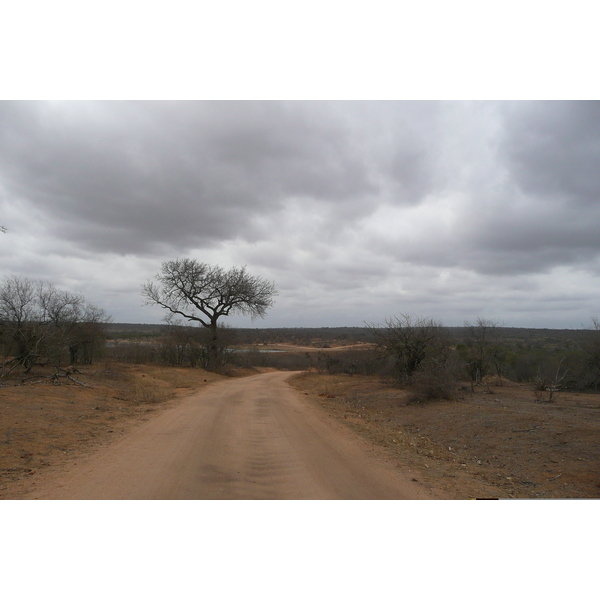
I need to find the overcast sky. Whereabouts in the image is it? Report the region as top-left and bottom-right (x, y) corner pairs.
(1, 100), (599, 329)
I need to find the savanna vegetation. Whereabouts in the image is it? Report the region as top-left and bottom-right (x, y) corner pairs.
(2, 265), (600, 498)
(96, 315), (600, 400)
(94, 315), (600, 498)
(0, 275), (109, 379)
(3, 266), (599, 400)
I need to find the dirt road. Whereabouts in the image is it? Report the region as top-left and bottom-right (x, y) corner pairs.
(24, 371), (434, 500)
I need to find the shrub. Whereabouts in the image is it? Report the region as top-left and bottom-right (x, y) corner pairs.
(408, 359), (459, 402)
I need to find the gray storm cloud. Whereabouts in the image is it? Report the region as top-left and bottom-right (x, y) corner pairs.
(1, 100), (599, 327)
(0, 101), (380, 254)
(501, 101), (600, 202)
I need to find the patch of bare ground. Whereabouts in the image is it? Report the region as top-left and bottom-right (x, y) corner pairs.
(254, 343), (374, 352)
(288, 371), (600, 499)
(0, 362), (250, 499)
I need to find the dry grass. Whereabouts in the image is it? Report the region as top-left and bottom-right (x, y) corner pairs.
(289, 371), (600, 499)
(0, 361), (224, 498)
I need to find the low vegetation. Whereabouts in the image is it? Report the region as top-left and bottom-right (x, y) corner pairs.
(1, 276), (108, 377)
(288, 371), (600, 499)
(0, 361), (226, 498)
(2, 274), (600, 499)
(101, 315), (600, 397)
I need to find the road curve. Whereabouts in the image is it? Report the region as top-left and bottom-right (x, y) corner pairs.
(25, 371), (434, 500)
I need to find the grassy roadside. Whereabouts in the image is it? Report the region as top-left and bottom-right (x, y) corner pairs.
(4, 363), (598, 500)
(289, 371), (600, 499)
(0, 362), (237, 498)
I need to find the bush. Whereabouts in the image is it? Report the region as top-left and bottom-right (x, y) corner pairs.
(408, 358), (459, 402)
(368, 315), (452, 383)
(315, 348), (382, 376)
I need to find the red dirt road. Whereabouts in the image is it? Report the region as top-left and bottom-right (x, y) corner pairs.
(24, 371), (434, 500)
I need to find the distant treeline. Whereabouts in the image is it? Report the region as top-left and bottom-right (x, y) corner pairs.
(101, 321), (600, 395)
(105, 322), (594, 347)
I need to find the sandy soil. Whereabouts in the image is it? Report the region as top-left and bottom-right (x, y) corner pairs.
(8, 362), (593, 500)
(0, 363), (227, 499)
(289, 371), (600, 499)
(15, 370), (433, 500)
(252, 343), (373, 352)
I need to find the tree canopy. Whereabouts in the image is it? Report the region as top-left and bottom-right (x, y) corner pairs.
(142, 259), (277, 368)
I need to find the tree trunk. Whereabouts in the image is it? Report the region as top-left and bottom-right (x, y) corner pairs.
(208, 321), (219, 369)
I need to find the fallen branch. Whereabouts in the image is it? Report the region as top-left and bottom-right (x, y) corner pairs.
(1, 358), (22, 378)
(47, 367), (92, 388)
(66, 374), (91, 387)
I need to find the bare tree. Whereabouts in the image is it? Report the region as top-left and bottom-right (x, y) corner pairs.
(368, 314), (451, 383)
(142, 259), (277, 369)
(533, 356), (569, 402)
(460, 317), (502, 389)
(0, 276), (109, 375)
(0, 276), (41, 373)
